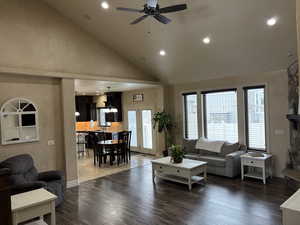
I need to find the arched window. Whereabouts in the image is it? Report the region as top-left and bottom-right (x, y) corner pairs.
(0, 98), (39, 145)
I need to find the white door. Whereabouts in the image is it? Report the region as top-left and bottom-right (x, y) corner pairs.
(128, 110), (138, 151)
(127, 109), (154, 154)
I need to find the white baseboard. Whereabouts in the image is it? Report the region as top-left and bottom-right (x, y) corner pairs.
(67, 179), (79, 188)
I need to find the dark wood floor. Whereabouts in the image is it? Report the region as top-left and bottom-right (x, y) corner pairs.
(51, 164), (294, 225)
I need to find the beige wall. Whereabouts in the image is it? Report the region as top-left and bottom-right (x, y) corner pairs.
(0, 74), (64, 173)
(0, 0), (158, 184)
(0, 0), (157, 82)
(123, 87), (165, 156)
(297, 0), (300, 74)
(167, 70), (289, 177)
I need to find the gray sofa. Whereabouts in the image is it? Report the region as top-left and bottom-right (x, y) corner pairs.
(0, 154), (65, 206)
(183, 140), (245, 178)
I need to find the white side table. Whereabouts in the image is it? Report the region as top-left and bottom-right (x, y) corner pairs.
(241, 152), (272, 184)
(11, 188), (57, 225)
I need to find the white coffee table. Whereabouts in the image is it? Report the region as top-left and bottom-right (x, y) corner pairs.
(11, 188), (57, 225)
(152, 157), (207, 191)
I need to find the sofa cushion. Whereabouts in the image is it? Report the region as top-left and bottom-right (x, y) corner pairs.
(199, 149), (219, 157)
(220, 142), (240, 156)
(182, 139), (198, 154)
(198, 156), (226, 167)
(185, 154), (226, 167)
(185, 153), (202, 161)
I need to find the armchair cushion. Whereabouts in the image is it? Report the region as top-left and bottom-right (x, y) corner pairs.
(39, 170), (63, 182)
(12, 181), (47, 195)
(0, 154), (38, 184)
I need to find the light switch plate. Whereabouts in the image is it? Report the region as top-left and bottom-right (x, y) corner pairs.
(274, 129), (285, 135)
(48, 140), (55, 146)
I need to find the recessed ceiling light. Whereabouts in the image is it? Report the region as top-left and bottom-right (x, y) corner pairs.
(159, 50), (166, 56)
(101, 1), (109, 9)
(203, 37), (211, 44)
(267, 17), (277, 26)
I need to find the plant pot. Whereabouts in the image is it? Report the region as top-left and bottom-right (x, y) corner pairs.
(171, 157), (183, 164)
(162, 150), (169, 157)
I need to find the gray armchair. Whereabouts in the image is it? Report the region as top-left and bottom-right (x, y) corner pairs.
(0, 154), (65, 207)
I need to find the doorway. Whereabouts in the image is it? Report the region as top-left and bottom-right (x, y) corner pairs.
(127, 109), (154, 155)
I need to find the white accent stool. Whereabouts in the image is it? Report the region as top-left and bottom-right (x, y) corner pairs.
(281, 189), (300, 225)
(11, 188), (57, 225)
(241, 152), (273, 184)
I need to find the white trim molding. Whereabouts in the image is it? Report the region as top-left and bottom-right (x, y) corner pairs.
(67, 179), (79, 188)
(0, 66), (160, 85)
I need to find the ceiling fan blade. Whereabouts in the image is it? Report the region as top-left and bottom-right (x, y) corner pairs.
(116, 7), (143, 13)
(154, 14), (171, 24)
(130, 15), (149, 25)
(159, 4), (187, 14)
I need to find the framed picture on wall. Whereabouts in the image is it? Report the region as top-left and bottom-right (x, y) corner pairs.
(133, 94), (144, 103)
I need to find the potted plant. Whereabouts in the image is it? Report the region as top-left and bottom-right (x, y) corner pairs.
(170, 145), (185, 163)
(153, 111), (173, 156)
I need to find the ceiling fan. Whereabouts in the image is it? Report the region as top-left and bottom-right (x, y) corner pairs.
(116, 0), (187, 25)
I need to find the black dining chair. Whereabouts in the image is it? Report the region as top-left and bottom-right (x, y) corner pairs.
(126, 131), (132, 161)
(90, 132), (99, 165)
(98, 132), (114, 166)
(115, 131), (130, 165)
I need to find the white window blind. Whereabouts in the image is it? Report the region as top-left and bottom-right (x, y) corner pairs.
(183, 93), (198, 140)
(245, 87), (266, 150)
(203, 90), (238, 143)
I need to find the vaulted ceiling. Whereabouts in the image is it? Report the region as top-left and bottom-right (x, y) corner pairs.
(45, 0), (297, 84)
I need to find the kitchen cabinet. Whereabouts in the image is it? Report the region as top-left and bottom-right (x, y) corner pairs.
(105, 92), (122, 122)
(75, 96), (97, 122)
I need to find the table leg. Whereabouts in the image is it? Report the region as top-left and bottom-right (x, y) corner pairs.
(204, 166), (207, 182)
(241, 163), (244, 181)
(51, 201), (56, 225)
(152, 167), (155, 183)
(270, 158), (273, 178)
(263, 167), (266, 184)
(12, 213), (17, 225)
(188, 176), (192, 191)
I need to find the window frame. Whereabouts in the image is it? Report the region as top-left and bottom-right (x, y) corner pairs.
(202, 88), (238, 141)
(182, 92), (198, 140)
(244, 85), (267, 151)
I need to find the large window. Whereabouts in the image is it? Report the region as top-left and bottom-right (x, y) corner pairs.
(183, 93), (198, 140)
(244, 86), (266, 150)
(203, 89), (238, 143)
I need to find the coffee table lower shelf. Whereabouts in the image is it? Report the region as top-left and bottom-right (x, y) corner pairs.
(156, 173), (205, 184)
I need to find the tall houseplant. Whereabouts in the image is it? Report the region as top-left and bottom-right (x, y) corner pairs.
(153, 111), (173, 156)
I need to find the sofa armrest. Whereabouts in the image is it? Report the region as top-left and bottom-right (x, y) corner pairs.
(224, 151), (245, 178)
(12, 181), (47, 195)
(38, 170), (64, 182)
(226, 150), (245, 159)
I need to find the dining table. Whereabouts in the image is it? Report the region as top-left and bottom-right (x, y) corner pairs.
(97, 140), (123, 166)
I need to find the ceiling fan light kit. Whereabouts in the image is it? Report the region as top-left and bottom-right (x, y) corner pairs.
(116, 0), (187, 25)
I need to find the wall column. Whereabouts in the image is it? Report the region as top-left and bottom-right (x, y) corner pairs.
(297, 0), (300, 69)
(61, 78), (78, 187)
